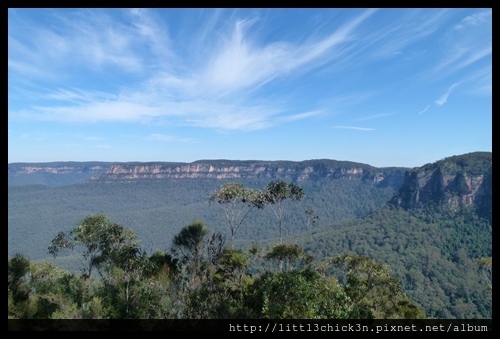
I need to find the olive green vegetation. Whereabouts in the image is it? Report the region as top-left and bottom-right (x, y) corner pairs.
(8, 179), (491, 319)
(8, 152), (492, 319)
(8, 176), (397, 262)
(9, 214), (427, 319)
(293, 205), (492, 319)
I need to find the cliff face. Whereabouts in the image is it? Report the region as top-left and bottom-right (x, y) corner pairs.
(9, 164), (107, 175)
(92, 160), (405, 185)
(391, 152), (492, 213)
(8, 159), (407, 187)
(8, 162), (111, 187)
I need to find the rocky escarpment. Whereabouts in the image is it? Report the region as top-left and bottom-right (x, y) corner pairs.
(8, 164), (108, 175)
(7, 159), (408, 187)
(92, 159), (406, 186)
(8, 162), (111, 187)
(391, 152), (491, 215)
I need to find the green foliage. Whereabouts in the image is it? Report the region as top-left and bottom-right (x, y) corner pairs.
(295, 205), (491, 318)
(8, 255), (98, 319)
(329, 254), (426, 319)
(264, 243), (313, 271)
(48, 214), (143, 278)
(254, 267), (359, 319)
(167, 220), (229, 318)
(261, 180), (305, 204)
(259, 180), (306, 243)
(9, 174), (399, 262)
(8, 254), (31, 304)
(475, 257), (492, 292)
(171, 220), (209, 260)
(8, 153), (492, 320)
(97, 266), (171, 319)
(208, 181), (262, 248)
(305, 208), (319, 227)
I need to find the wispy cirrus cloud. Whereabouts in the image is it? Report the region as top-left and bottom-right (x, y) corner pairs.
(9, 10), (146, 80)
(435, 82), (459, 106)
(418, 105), (430, 115)
(454, 10), (491, 30)
(424, 9), (491, 82)
(198, 9), (377, 99)
(354, 113), (392, 121)
(8, 8), (379, 132)
(463, 65), (491, 96)
(9, 8), (490, 137)
(362, 9), (448, 60)
(283, 110), (324, 122)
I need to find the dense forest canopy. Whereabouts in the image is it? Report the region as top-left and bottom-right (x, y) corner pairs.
(8, 152), (492, 320)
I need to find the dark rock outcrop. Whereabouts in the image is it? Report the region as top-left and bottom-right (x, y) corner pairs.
(391, 152), (492, 214)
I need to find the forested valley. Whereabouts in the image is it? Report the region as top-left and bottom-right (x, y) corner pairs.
(8, 153), (492, 320)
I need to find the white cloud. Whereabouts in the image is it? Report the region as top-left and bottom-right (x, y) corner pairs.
(355, 113), (392, 121)
(454, 10), (491, 30)
(284, 110), (323, 122)
(424, 10), (491, 82)
(435, 83), (459, 106)
(11, 9), (378, 131)
(418, 105), (430, 115)
(10, 9), (489, 135)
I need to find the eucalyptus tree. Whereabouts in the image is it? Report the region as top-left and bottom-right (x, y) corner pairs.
(476, 257), (492, 292)
(329, 254), (426, 319)
(305, 208), (319, 227)
(8, 254), (31, 318)
(264, 243), (313, 272)
(48, 214), (142, 279)
(259, 180), (305, 244)
(208, 181), (262, 249)
(47, 214), (168, 318)
(253, 266), (360, 319)
(8, 254), (103, 319)
(169, 219), (226, 318)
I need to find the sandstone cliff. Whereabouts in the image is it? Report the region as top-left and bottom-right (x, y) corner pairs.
(91, 159), (405, 186)
(8, 162), (111, 187)
(391, 152), (491, 215)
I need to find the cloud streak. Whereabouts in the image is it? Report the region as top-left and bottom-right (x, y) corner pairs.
(424, 9), (491, 83)
(418, 105), (430, 115)
(435, 83), (459, 106)
(355, 113), (392, 121)
(8, 9), (377, 131)
(8, 8), (491, 136)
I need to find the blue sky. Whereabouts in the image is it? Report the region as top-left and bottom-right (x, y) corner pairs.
(8, 8), (492, 168)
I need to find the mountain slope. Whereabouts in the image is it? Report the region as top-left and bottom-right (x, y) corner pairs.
(8, 159), (407, 262)
(391, 152), (491, 220)
(8, 152), (492, 318)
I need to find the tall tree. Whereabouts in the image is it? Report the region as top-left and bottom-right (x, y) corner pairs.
(259, 180), (305, 243)
(305, 208), (319, 227)
(264, 243), (312, 272)
(48, 214), (142, 279)
(208, 181), (261, 249)
(169, 220), (226, 318)
(8, 254), (31, 318)
(475, 257), (492, 293)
